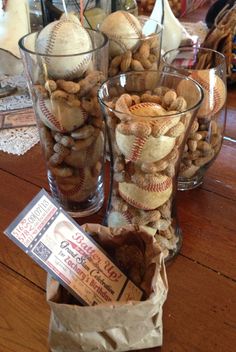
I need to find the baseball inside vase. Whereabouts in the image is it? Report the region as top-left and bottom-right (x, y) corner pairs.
(19, 14), (109, 217)
(162, 47), (227, 190)
(99, 12), (163, 77)
(98, 70), (203, 260)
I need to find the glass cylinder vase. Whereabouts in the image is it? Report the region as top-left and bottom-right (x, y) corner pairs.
(98, 70), (203, 259)
(162, 47), (227, 190)
(19, 25), (108, 217)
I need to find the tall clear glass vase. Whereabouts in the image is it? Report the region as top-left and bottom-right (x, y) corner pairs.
(19, 25), (108, 217)
(98, 70), (203, 260)
(162, 47), (227, 190)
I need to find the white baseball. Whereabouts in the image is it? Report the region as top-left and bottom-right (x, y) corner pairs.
(116, 131), (176, 163)
(115, 102), (179, 163)
(119, 173), (173, 210)
(130, 102), (167, 117)
(100, 11), (142, 57)
(36, 97), (87, 132)
(36, 15), (92, 80)
(57, 167), (98, 202)
(190, 70), (226, 117)
(108, 211), (160, 234)
(107, 210), (132, 227)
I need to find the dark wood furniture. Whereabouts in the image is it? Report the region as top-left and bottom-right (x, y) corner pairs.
(0, 3), (235, 351)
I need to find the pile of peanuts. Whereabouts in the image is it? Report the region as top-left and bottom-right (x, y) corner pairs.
(35, 70), (106, 205)
(106, 83), (194, 257)
(180, 115), (223, 178)
(108, 36), (160, 77)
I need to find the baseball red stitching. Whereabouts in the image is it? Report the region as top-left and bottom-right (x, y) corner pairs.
(59, 169), (85, 196)
(119, 189), (153, 210)
(151, 118), (178, 136)
(44, 21), (64, 64)
(122, 209), (133, 224)
(128, 103), (159, 161)
(63, 55), (91, 79)
(118, 177), (172, 210)
(122, 12), (142, 38)
(192, 73), (224, 115)
(107, 12), (141, 54)
(129, 135), (148, 161)
(108, 34), (129, 53)
(135, 176), (172, 192)
(43, 20), (91, 79)
(130, 102), (157, 113)
(39, 99), (64, 132)
(122, 176), (172, 192)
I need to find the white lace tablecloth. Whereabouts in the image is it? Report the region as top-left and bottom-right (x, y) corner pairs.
(0, 74), (39, 155)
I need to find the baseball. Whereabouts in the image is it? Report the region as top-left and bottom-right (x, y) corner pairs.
(189, 70), (226, 117)
(118, 173), (173, 210)
(115, 102), (179, 163)
(107, 210), (132, 227)
(36, 14), (92, 80)
(130, 102), (167, 117)
(107, 210), (159, 232)
(100, 11), (142, 57)
(176, 78), (203, 110)
(56, 167), (98, 202)
(37, 97), (87, 132)
(116, 131), (176, 163)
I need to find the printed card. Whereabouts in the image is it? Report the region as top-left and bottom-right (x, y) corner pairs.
(4, 189), (143, 305)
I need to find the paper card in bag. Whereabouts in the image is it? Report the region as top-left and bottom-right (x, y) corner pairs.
(4, 189), (144, 306)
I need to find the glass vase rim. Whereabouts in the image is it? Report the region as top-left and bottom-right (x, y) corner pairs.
(98, 15), (163, 39)
(18, 28), (108, 58)
(162, 45), (226, 65)
(98, 70), (204, 118)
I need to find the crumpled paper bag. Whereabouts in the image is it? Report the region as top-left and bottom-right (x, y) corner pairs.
(47, 224), (168, 352)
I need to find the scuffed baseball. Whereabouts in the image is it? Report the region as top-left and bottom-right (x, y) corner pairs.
(176, 78), (203, 110)
(129, 102), (167, 117)
(190, 70), (226, 117)
(37, 97), (87, 132)
(57, 167), (98, 202)
(36, 14), (92, 79)
(115, 102), (179, 163)
(107, 210), (132, 227)
(118, 173), (173, 210)
(116, 131), (176, 163)
(100, 11), (142, 57)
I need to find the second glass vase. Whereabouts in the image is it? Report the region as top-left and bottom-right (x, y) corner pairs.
(98, 70), (203, 260)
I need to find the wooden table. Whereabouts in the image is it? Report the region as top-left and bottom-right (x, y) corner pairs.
(0, 4), (236, 352)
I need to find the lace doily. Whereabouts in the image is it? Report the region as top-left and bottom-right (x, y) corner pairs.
(0, 74), (40, 155)
(0, 74), (32, 111)
(0, 126), (39, 155)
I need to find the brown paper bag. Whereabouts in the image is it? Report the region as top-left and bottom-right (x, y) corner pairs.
(47, 224), (168, 352)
